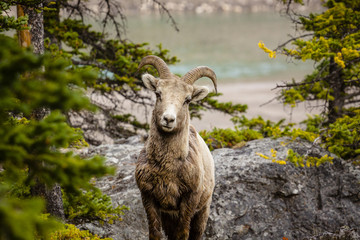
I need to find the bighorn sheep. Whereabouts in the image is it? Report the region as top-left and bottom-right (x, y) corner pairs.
(135, 55), (216, 240)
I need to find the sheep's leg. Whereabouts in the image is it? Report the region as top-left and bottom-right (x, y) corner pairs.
(141, 194), (162, 240)
(188, 203), (211, 240)
(174, 194), (199, 240)
(161, 212), (177, 239)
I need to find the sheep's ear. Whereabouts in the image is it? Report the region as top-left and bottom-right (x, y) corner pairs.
(191, 86), (209, 102)
(142, 74), (158, 91)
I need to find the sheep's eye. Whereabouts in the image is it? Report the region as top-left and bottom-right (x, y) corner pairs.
(184, 96), (192, 105)
(155, 91), (161, 100)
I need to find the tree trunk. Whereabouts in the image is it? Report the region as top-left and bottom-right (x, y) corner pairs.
(17, 3), (65, 221)
(22, 3), (44, 54)
(30, 183), (65, 220)
(16, 5), (31, 48)
(327, 57), (345, 123)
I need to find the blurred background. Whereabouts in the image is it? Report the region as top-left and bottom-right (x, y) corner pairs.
(103, 0), (323, 130)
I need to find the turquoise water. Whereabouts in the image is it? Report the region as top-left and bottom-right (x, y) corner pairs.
(124, 12), (313, 82)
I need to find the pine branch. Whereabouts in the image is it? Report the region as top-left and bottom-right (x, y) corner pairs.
(152, 0), (179, 32)
(274, 33), (313, 52)
(100, 0), (126, 39)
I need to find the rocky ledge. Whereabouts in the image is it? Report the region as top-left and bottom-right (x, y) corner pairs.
(78, 136), (360, 240)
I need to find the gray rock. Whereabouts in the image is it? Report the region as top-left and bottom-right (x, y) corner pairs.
(80, 137), (360, 240)
(303, 226), (360, 240)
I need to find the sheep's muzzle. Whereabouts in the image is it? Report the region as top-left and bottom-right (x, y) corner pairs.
(160, 104), (177, 132)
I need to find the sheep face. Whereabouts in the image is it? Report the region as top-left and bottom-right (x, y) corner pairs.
(142, 73), (209, 133)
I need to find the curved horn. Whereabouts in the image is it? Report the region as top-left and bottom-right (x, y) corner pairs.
(138, 55), (172, 79)
(181, 66), (217, 93)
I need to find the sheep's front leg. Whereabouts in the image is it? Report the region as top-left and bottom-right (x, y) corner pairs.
(175, 193), (199, 240)
(189, 202), (211, 240)
(141, 194), (162, 240)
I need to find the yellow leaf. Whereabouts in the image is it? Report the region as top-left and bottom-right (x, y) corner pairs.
(256, 152), (269, 159)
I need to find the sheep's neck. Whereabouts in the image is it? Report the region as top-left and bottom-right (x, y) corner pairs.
(146, 122), (190, 163)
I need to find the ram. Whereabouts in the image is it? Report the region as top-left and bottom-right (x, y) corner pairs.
(135, 55), (216, 240)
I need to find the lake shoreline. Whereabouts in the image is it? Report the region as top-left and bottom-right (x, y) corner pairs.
(192, 78), (322, 131)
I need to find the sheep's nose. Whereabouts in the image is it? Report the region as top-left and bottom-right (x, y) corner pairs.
(163, 114), (175, 124)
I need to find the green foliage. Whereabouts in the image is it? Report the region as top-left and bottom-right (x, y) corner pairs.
(285, 148), (334, 167)
(49, 224), (112, 240)
(0, 2), (29, 32)
(0, 185), (61, 240)
(62, 189), (128, 225)
(202, 111), (359, 165)
(200, 127), (262, 150)
(284, 0), (360, 66)
(200, 116), (292, 150)
(0, 33), (114, 238)
(45, 18), (178, 93)
(231, 115), (293, 138)
(281, 87), (306, 107)
(323, 109), (360, 159)
(0, 39), (96, 118)
(68, 127), (90, 149)
(1, 107), (113, 194)
(301, 114), (324, 133)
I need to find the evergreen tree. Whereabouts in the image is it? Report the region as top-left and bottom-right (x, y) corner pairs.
(260, 0), (360, 122)
(0, 2), (117, 239)
(258, 0), (359, 161)
(0, 33), (114, 238)
(15, 1), (68, 220)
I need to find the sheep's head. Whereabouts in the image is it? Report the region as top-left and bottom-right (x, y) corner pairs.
(138, 55), (217, 133)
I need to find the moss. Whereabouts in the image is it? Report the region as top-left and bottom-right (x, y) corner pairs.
(49, 224), (112, 240)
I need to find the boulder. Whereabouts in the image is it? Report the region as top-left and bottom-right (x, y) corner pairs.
(79, 136), (360, 240)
